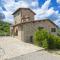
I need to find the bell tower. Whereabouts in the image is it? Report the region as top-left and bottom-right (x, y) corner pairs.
(21, 8), (36, 23)
(12, 8), (36, 25)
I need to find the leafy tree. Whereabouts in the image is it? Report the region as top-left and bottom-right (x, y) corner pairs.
(0, 20), (10, 36)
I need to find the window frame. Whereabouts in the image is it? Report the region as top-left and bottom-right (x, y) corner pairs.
(51, 28), (56, 32)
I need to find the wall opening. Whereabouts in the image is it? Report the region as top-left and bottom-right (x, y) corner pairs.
(30, 36), (33, 43)
(15, 29), (18, 36)
(51, 28), (56, 32)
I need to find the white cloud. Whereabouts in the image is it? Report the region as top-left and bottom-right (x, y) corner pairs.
(4, 0), (29, 12)
(0, 7), (3, 11)
(33, 0), (51, 15)
(57, 0), (60, 3)
(32, 0), (60, 27)
(45, 7), (55, 17)
(30, 0), (38, 8)
(1, 0), (60, 26)
(2, 0), (30, 23)
(33, 0), (60, 22)
(3, 11), (14, 23)
(34, 0), (52, 20)
(41, 0), (51, 10)
(15, 1), (29, 8)
(3, 0), (15, 4)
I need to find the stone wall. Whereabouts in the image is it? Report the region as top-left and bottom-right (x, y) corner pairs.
(14, 10), (21, 25)
(13, 8), (35, 25)
(21, 20), (58, 42)
(13, 8), (58, 42)
(21, 9), (35, 22)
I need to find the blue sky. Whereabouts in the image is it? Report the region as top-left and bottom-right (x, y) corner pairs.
(0, 0), (60, 26)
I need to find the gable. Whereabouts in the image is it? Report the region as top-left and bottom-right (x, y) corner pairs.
(44, 20), (58, 28)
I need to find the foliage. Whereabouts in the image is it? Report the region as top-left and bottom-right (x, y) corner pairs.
(0, 20), (10, 36)
(47, 34), (56, 49)
(55, 36), (60, 49)
(33, 27), (60, 49)
(33, 28), (48, 48)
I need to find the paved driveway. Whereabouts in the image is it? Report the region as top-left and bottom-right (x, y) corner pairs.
(8, 50), (60, 60)
(0, 37), (60, 60)
(0, 37), (43, 60)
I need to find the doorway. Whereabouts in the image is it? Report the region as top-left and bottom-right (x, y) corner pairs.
(30, 36), (33, 43)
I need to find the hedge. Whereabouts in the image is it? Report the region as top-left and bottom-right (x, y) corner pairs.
(33, 28), (60, 49)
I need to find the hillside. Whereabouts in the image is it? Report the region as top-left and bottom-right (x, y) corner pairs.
(0, 20), (10, 36)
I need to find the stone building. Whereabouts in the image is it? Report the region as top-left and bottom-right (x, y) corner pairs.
(12, 8), (58, 43)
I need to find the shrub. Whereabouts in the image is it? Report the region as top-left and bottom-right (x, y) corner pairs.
(55, 36), (60, 49)
(47, 34), (56, 49)
(42, 39), (48, 49)
(47, 34), (60, 49)
(33, 30), (42, 46)
(33, 28), (60, 49)
(33, 29), (48, 48)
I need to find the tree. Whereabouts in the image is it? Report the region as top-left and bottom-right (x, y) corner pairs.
(0, 20), (10, 36)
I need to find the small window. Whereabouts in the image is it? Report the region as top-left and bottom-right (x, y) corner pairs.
(51, 28), (56, 32)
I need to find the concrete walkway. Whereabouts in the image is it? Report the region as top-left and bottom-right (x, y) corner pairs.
(8, 50), (60, 60)
(0, 37), (60, 60)
(0, 37), (43, 60)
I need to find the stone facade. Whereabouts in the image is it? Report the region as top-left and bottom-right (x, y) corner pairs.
(13, 8), (35, 25)
(12, 8), (58, 43)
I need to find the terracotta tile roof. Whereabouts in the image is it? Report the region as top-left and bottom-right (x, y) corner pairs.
(13, 19), (58, 28)
(12, 8), (36, 15)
